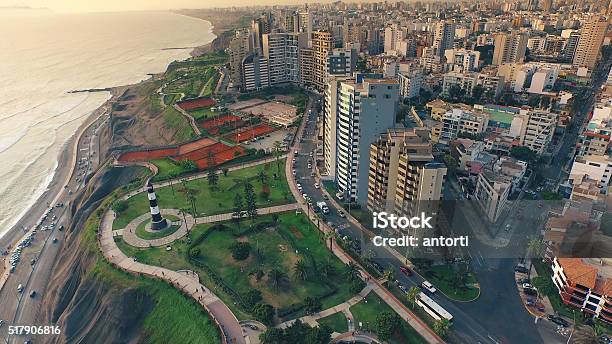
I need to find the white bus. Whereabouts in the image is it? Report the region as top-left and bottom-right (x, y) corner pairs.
(416, 292), (453, 322)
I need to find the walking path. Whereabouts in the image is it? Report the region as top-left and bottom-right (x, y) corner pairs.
(117, 204), (299, 248)
(277, 284), (374, 329)
(99, 209), (245, 344)
(285, 97), (445, 344)
(173, 103), (202, 136)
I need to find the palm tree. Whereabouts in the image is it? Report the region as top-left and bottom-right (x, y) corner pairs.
(407, 286), (420, 307)
(433, 318), (450, 337)
(324, 231), (337, 250)
(319, 259), (335, 278)
(344, 261), (361, 281)
(527, 237), (545, 278)
(382, 267), (395, 286)
(573, 325), (598, 344)
(293, 259), (308, 281)
(257, 169), (268, 185)
(273, 141), (282, 174)
(179, 207), (190, 233)
(268, 269), (288, 291)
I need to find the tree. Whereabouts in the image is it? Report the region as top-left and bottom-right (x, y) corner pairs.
(229, 241), (251, 261)
(527, 237), (545, 258)
(222, 167), (229, 176)
(243, 289), (262, 307)
(273, 141), (283, 173)
(207, 169), (219, 187)
(112, 200), (128, 215)
(344, 261), (361, 282)
(268, 268), (288, 291)
(188, 247), (200, 259)
(349, 278), (366, 293)
(178, 159), (197, 171)
(407, 286), (420, 307)
(451, 264), (470, 290)
(433, 318), (451, 337)
(244, 182), (258, 220)
(304, 325), (332, 344)
(304, 296), (322, 314)
(383, 267), (395, 286)
(257, 169), (268, 185)
(293, 259), (309, 281)
(443, 154), (458, 175)
(510, 146), (537, 162)
(259, 328), (283, 344)
(252, 302), (274, 325)
(319, 259), (335, 278)
(375, 311), (400, 341)
(232, 193), (243, 225)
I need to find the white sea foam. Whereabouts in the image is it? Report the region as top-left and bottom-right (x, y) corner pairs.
(0, 11), (215, 239)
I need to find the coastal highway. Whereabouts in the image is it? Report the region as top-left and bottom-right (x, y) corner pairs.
(0, 110), (108, 344)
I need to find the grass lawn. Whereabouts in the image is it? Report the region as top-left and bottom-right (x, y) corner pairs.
(420, 264), (479, 302)
(162, 105), (195, 142)
(113, 160), (293, 229)
(193, 212), (353, 311)
(350, 293), (427, 344)
(135, 215), (181, 240)
(84, 194), (220, 344)
(317, 312), (348, 334)
(189, 107), (218, 121)
(151, 158), (194, 181)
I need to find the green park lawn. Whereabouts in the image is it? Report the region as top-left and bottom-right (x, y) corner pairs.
(135, 215), (181, 240)
(188, 107), (218, 121)
(113, 160), (293, 230)
(161, 105), (196, 142)
(151, 158), (194, 181)
(350, 293), (427, 344)
(420, 264), (479, 302)
(192, 213), (354, 312)
(317, 311), (348, 334)
(115, 212), (355, 321)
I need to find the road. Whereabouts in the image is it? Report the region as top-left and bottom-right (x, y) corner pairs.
(290, 93), (572, 343)
(0, 111), (108, 344)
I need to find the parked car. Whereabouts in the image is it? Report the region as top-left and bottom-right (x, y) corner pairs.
(522, 283), (534, 290)
(398, 284), (409, 293)
(547, 315), (569, 327)
(399, 266), (413, 276)
(29, 290), (36, 298)
(421, 281), (437, 293)
(514, 265), (529, 274)
(523, 287), (538, 296)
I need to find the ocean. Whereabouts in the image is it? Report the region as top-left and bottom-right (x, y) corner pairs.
(0, 10), (215, 239)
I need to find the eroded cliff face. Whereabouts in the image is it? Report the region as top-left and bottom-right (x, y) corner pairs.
(39, 166), (152, 344)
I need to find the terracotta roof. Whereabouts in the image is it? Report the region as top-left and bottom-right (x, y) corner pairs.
(558, 258), (598, 290)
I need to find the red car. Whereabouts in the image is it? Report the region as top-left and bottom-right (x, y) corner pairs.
(399, 266), (412, 276)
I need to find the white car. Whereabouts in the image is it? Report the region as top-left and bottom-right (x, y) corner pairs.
(421, 281), (437, 293)
(314, 183), (320, 189)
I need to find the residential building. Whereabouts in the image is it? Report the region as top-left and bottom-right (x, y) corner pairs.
(439, 108), (489, 144)
(474, 170), (512, 223)
(433, 21), (456, 58)
(312, 30), (334, 91)
(444, 48), (480, 72)
(398, 69), (423, 99)
(324, 77), (399, 203)
(262, 32), (306, 86)
(299, 48), (315, 87)
(569, 155), (612, 188)
(327, 48), (357, 77)
(228, 29), (252, 90)
(441, 71), (504, 100)
(367, 128), (445, 215)
(510, 109), (558, 154)
(492, 32), (528, 66)
(241, 53), (270, 91)
(551, 257), (612, 324)
(573, 17), (608, 69)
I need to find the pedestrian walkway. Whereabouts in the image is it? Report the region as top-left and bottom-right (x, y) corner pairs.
(118, 204), (299, 248)
(99, 209), (246, 344)
(278, 284), (374, 329)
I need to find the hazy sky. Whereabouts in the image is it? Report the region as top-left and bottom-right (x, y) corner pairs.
(4, 0), (302, 12)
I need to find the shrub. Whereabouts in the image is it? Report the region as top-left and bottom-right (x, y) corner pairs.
(229, 241), (251, 261)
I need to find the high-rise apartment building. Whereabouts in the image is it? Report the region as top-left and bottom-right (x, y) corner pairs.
(398, 69), (423, 99)
(323, 76), (399, 203)
(327, 48), (357, 76)
(241, 53), (270, 91)
(367, 128), (446, 216)
(312, 30), (333, 91)
(444, 48), (481, 72)
(492, 32), (528, 66)
(262, 32), (307, 85)
(299, 48), (315, 87)
(432, 21), (456, 58)
(573, 17), (607, 69)
(228, 29), (252, 90)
